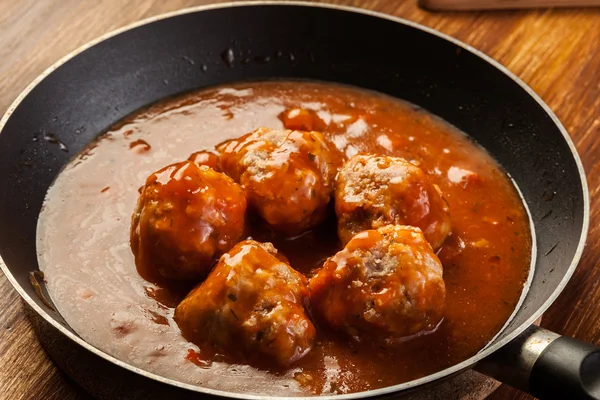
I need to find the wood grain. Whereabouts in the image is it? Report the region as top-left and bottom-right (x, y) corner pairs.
(0, 1), (598, 399)
(419, 0), (600, 11)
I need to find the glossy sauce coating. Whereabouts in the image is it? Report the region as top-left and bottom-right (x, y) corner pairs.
(335, 154), (451, 249)
(310, 225), (446, 342)
(175, 240), (315, 367)
(131, 161), (246, 281)
(188, 150), (221, 171)
(38, 81), (531, 395)
(218, 127), (335, 235)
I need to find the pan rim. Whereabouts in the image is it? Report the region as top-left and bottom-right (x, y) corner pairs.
(0, 1), (590, 399)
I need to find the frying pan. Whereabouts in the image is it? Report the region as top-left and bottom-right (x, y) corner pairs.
(0, 2), (597, 399)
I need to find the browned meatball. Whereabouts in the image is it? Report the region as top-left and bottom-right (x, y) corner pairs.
(309, 225), (446, 341)
(218, 127), (335, 235)
(278, 108), (326, 131)
(188, 150), (220, 171)
(174, 240), (315, 366)
(335, 154), (451, 250)
(131, 161), (247, 281)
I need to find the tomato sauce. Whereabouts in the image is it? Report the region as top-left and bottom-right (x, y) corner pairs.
(37, 81), (531, 395)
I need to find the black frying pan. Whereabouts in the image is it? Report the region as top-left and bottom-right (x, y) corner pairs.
(0, 2), (597, 400)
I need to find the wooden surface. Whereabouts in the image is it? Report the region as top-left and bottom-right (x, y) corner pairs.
(0, 1), (599, 399)
(419, 0), (600, 11)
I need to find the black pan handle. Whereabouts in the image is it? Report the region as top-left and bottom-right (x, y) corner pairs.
(475, 325), (600, 400)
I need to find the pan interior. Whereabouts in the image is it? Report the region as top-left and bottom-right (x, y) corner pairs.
(35, 79), (533, 395)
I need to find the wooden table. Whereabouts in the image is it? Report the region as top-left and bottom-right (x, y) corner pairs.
(0, 1), (598, 399)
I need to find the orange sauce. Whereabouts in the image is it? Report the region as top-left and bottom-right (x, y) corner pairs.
(38, 81), (531, 395)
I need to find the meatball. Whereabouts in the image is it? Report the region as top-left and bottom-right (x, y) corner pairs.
(278, 108), (326, 131)
(131, 160), (246, 281)
(335, 154), (451, 250)
(174, 240), (315, 366)
(218, 127), (335, 234)
(188, 150), (220, 171)
(309, 225), (446, 341)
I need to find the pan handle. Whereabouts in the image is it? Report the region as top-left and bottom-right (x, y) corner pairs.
(475, 325), (600, 400)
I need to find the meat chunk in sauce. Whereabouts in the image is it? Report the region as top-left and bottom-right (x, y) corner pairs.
(174, 240), (315, 366)
(335, 154), (451, 250)
(188, 150), (220, 171)
(278, 108), (326, 131)
(309, 225), (446, 341)
(218, 127), (335, 235)
(131, 161), (246, 281)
